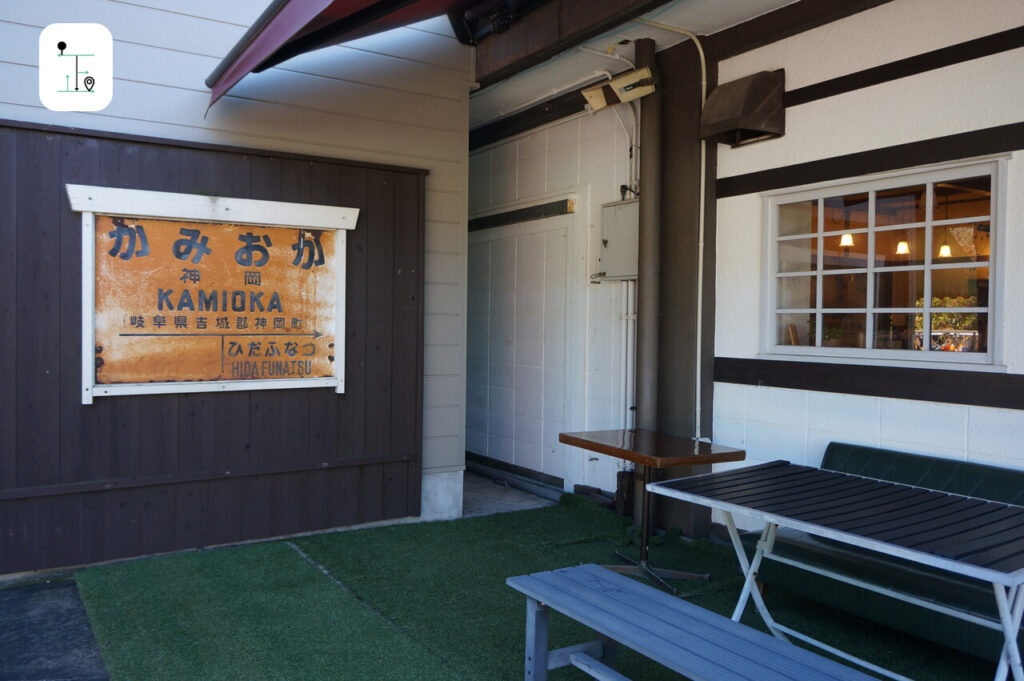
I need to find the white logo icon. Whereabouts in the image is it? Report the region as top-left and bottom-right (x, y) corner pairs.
(39, 24), (113, 112)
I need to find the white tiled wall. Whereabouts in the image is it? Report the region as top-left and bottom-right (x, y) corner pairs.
(469, 108), (636, 491)
(467, 221), (571, 481)
(712, 383), (1024, 528)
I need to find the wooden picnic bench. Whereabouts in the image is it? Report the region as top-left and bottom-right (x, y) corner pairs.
(506, 563), (877, 681)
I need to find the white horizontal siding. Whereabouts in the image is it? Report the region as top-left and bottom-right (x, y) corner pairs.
(1, 0), (471, 476)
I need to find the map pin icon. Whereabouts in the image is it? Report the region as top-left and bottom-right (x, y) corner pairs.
(84, 76), (95, 92)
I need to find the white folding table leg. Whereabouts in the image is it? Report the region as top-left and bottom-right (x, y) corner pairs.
(723, 514), (787, 641)
(993, 584), (1024, 681)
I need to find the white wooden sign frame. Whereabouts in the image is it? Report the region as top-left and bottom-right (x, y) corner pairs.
(67, 184), (358, 404)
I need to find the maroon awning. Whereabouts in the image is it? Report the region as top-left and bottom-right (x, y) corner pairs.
(206, 0), (477, 107)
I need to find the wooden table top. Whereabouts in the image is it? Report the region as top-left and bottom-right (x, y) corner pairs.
(558, 429), (745, 469)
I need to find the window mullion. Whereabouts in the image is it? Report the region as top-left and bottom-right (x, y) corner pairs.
(866, 191), (876, 348)
(816, 198), (823, 347)
(923, 182), (934, 355)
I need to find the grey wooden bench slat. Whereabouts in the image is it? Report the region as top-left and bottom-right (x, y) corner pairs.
(507, 564), (878, 681)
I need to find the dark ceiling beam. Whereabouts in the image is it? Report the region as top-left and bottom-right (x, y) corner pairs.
(474, 0), (672, 89)
(470, 76), (605, 150)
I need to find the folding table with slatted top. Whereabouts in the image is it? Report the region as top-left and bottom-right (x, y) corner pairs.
(648, 460), (1024, 681)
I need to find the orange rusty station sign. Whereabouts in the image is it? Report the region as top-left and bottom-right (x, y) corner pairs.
(93, 215), (337, 386)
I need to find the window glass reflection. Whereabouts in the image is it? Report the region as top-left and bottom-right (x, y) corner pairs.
(874, 228), (924, 267)
(875, 270), (925, 309)
(876, 185), (925, 226)
(823, 233), (867, 270)
(822, 313), (865, 348)
(778, 200), (817, 237)
(874, 313), (922, 350)
(822, 273), (867, 308)
(931, 266), (989, 306)
(934, 176), (990, 221)
(932, 223), (990, 263)
(778, 276), (816, 309)
(778, 313), (814, 346)
(929, 313), (987, 353)
(823, 193), (868, 232)
(778, 238), (817, 273)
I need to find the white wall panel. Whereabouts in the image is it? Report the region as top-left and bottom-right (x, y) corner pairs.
(469, 108), (634, 491)
(720, 0), (1024, 91)
(466, 215), (574, 482)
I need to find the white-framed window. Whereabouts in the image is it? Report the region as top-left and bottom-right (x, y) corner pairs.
(67, 185), (358, 404)
(762, 157), (1004, 367)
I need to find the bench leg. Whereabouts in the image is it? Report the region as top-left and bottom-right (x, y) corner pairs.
(525, 597), (549, 680)
(600, 634), (617, 668)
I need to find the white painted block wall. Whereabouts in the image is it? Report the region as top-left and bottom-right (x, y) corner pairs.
(712, 0), (1024, 529)
(0, 1), (472, 519)
(468, 108), (636, 492)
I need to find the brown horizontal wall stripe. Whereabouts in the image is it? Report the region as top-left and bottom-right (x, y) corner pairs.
(0, 453), (416, 502)
(704, 0), (893, 62)
(785, 25), (1024, 107)
(714, 357), (1024, 411)
(716, 121), (1024, 198)
(468, 199), (573, 232)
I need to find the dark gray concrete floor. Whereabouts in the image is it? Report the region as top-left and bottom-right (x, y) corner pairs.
(0, 580), (108, 681)
(462, 470), (555, 517)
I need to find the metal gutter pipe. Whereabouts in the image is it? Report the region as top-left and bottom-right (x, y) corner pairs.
(635, 37), (660, 433)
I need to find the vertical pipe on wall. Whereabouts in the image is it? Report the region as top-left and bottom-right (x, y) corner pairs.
(625, 279), (637, 430)
(635, 37), (661, 433)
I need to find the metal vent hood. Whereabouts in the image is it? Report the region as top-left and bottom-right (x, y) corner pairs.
(700, 69), (785, 147)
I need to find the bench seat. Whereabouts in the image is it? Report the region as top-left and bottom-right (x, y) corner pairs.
(507, 563), (877, 681)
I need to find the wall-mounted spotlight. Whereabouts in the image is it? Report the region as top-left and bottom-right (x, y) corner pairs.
(581, 67), (655, 112)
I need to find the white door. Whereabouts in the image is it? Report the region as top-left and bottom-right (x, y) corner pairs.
(466, 214), (571, 482)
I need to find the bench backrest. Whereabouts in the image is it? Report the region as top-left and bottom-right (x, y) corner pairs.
(822, 442), (1024, 506)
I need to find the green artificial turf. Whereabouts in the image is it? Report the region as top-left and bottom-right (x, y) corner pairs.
(76, 495), (992, 680)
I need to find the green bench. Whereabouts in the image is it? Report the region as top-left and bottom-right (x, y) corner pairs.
(507, 563), (877, 680)
(742, 441), (1024, 661)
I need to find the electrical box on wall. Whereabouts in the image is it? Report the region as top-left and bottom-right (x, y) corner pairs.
(593, 199), (638, 281)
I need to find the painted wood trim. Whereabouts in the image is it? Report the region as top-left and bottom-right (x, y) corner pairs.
(67, 184), (359, 229)
(716, 122), (1024, 198)
(470, 88), (590, 151)
(714, 357), (1024, 411)
(0, 119), (430, 176)
(468, 198), (574, 231)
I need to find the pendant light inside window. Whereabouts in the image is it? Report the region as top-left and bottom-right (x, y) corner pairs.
(938, 228), (952, 258)
(895, 240), (910, 255)
(839, 233), (854, 247)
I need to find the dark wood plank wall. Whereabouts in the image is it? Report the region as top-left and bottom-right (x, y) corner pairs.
(0, 125), (425, 574)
